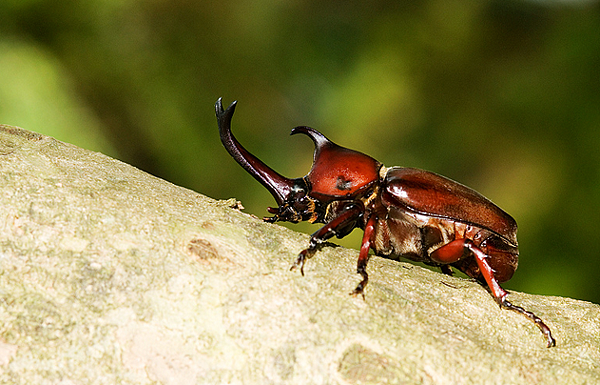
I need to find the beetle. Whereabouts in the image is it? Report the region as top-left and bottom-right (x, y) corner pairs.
(215, 98), (555, 348)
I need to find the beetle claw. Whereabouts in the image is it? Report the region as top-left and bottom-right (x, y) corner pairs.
(350, 285), (366, 300)
(350, 268), (368, 300)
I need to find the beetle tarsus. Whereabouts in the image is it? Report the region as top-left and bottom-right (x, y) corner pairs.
(350, 268), (368, 299)
(350, 286), (366, 299)
(291, 249), (311, 276)
(291, 244), (323, 276)
(500, 298), (556, 348)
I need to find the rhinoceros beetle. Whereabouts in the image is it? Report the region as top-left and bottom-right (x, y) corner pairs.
(215, 98), (555, 348)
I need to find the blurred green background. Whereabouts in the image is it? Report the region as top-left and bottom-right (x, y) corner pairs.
(1, 0), (599, 303)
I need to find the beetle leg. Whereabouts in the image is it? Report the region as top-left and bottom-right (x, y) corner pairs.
(350, 214), (377, 298)
(463, 241), (556, 347)
(499, 299), (556, 348)
(431, 239), (555, 348)
(291, 204), (363, 275)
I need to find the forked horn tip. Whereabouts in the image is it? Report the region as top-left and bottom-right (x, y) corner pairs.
(215, 98), (238, 120)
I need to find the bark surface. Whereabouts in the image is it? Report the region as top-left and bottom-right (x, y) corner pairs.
(0, 125), (598, 384)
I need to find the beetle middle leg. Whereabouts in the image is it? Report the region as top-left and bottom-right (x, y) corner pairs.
(291, 204), (363, 275)
(350, 214), (377, 298)
(431, 238), (556, 348)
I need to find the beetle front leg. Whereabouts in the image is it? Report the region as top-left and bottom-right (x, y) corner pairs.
(431, 239), (556, 348)
(291, 204), (363, 275)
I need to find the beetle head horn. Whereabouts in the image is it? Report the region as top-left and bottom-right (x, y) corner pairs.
(291, 126), (382, 199)
(216, 98), (304, 209)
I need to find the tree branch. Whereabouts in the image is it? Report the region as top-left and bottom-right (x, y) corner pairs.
(0, 124), (598, 384)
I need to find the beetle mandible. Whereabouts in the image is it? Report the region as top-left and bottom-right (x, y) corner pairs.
(215, 98), (555, 348)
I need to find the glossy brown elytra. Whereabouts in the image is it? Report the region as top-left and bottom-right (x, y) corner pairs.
(215, 98), (555, 348)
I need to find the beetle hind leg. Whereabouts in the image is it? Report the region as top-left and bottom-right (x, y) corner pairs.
(431, 238), (556, 348)
(462, 241), (556, 348)
(466, 241), (556, 348)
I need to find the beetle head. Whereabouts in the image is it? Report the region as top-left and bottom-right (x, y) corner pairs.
(216, 99), (382, 223)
